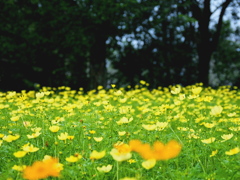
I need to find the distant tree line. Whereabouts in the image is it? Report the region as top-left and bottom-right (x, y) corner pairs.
(0, 0), (240, 91)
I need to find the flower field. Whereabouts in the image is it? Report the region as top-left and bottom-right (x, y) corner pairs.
(0, 82), (239, 180)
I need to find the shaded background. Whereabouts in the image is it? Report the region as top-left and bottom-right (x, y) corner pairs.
(0, 0), (240, 91)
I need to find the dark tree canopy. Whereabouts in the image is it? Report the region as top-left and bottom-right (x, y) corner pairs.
(0, 0), (239, 91)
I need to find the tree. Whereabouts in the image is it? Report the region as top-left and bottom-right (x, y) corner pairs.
(189, 0), (239, 85)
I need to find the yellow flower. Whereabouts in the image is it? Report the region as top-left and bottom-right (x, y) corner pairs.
(67, 135), (74, 140)
(210, 150), (218, 157)
(31, 127), (42, 132)
(221, 133), (233, 141)
(120, 177), (137, 180)
(58, 132), (68, 140)
(192, 87), (202, 94)
(96, 164), (113, 173)
(114, 90), (123, 96)
(171, 86), (181, 94)
(36, 92), (45, 99)
(116, 117), (133, 125)
(3, 135), (20, 142)
(93, 137), (103, 142)
(127, 159), (136, 164)
(142, 159), (156, 170)
(90, 150), (106, 160)
(49, 126), (60, 132)
(142, 124), (157, 131)
(27, 132), (41, 139)
(110, 148), (132, 162)
(89, 130), (96, 134)
(201, 137), (215, 144)
(0, 134), (4, 138)
(12, 165), (26, 171)
(13, 151), (27, 158)
(118, 131), (126, 136)
(22, 143), (39, 152)
(201, 122), (216, 128)
(156, 122), (168, 130)
(210, 106), (223, 116)
(225, 147), (240, 155)
(10, 116), (20, 121)
(65, 155), (81, 162)
(0, 140), (3, 146)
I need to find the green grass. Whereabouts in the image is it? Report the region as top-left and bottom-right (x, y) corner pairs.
(0, 82), (239, 180)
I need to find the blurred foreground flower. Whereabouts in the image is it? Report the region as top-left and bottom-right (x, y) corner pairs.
(129, 140), (182, 160)
(225, 147), (240, 155)
(90, 150), (106, 160)
(97, 164), (112, 173)
(23, 156), (62, 180)
(110, 142), (132, 161)
(141, 159), (156, 169)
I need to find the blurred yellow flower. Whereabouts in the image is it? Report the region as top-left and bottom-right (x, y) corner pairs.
(49, 125), (60, 132)
(22, 143), (39, 152)
(58, 132), (69, 140)
(142, 159), (156, 170)
(201, 122), (216, 128)
(210, 150), (218, 157)
(3, 135), (20, 142)
(93, 137), (103, 142)
(110, 148), (132, 162)
(66, 155), (82, 162)
(10, 116), (20, 122)
(116, 117), (133, 125)
(171, 86), (181, 94)
(120, 177), (137, 180)
(27, 132), (41, 139)
(142, 124), (157, 131)
(210, 106), (223, 116)
(192, 87), (202, 94)
(221, 133), (233, 141)
(225, 147), (240, 155)
(13, 151), (27, 158)
(0, 140), (3, 146)
(90, 150), (106, 160)
(118, 131), (126, 136)
(12, 165), (26, 171)
(97, 164), (112, 173)
(201, 137), (215, 144)
(89, 130), (96, 134)
(127, 159), (136, 164)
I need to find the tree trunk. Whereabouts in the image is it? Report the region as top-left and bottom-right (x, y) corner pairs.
(89, 30), (107, 90)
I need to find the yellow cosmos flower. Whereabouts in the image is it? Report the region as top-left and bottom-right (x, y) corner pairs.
(0, 140), (3, 146)
(156, 122), (168, 130)
(221, 133), (233, 141)
(27, 132), (41, 139)
(201, 122), (216, 128)
(127, 159), (136, 164)
(90, 150), (106, 160)
(31, 127), (42, 133)
(89, 130), (96, 134)
(201, 137), (215, 144)
(65, 155), (82, 162)
(192, 87), (202, 94)
(142, 159), (156, 170)
(225, 147), (240, 155)
(116, 117), (133, 125)
(120, 177), (137, 180)
(210, 150), (218, 157)
(12, 165), (26, 171)
(210, 106), (223, 116)
(3, 135), (20, 142)
(13, 151), (27, 158)
(58, 132), (69, 140)
(118, 131), (126, 136)
(22, 143), (39, 152)
(10, 116), (20, 121)
(171, 86), (181, 94)
(142, 124), (157, 131)
(36, 92), (45, 99)
(67, 135), (74, 140)
(49, 126), (60, 132)
(96, 165), (113, 173)
(110, 148), (132, 162)
(93, 137), (103, 142)
(0, 134), (4, 138)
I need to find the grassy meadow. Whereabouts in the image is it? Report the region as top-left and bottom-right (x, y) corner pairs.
(0, 81), (239, 180)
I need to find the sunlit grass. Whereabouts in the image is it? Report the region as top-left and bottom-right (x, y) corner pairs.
(0, 82), (239, 179)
